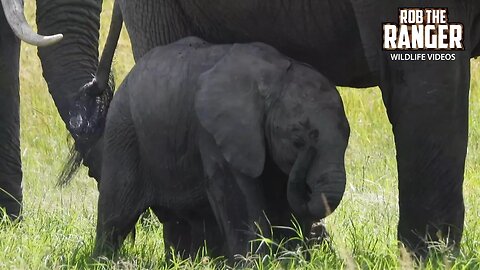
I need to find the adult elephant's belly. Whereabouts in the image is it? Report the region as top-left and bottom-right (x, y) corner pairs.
(192, 0), (376, 87)
(119, 0), (376, 88)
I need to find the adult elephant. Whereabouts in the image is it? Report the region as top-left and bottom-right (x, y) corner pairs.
(85, 0), (480, 258)
(0, 0), (111, 218)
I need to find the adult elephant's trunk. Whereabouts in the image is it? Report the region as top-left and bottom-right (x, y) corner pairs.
(1, 0), (62, 46)
(36, 0), (111, 152)
(287, 147), (346, 219)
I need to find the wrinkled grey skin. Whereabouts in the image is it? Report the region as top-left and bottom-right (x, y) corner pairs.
(36, 0), (113, 152)
(87, 38), (349, 260)
(0, 0), (108, 219)
(91, 0), (480, 257)
(0, 4), (22, 219)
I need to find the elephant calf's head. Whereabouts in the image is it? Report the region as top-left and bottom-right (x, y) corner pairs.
(267, 63), (350, 220)
(195, 43), (350, 220)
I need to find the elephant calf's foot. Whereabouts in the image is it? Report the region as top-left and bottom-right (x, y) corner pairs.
(92, 238), (119, 260)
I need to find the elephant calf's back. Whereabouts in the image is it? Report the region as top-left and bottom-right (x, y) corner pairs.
(112, 39), (229, 206)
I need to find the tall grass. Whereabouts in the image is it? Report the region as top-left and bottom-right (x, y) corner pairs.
(1, 0), (479, 268)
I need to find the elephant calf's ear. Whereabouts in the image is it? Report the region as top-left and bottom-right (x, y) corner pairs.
(195, 44), (290, 178)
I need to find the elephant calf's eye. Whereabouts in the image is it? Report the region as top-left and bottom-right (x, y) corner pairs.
(293, 138), (306, 149)
(309, 129), (319, 140)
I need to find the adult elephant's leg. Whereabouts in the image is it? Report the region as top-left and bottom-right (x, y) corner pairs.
(380, 52), (470, 256)
(0, 7), (22, 219)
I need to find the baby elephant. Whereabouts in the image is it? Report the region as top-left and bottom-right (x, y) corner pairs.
(90, 37), (350, 259)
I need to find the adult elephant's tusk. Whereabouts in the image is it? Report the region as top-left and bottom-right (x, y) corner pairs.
(1, 0), (63, 47)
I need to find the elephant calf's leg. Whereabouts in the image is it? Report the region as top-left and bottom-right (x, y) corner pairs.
(94, 107), (146, 257)
(94, 170), (146, 257)
(381, 51), (470, 257)
(187, 206), (225, 258)
(0, 8), (22, 220)
(200, 133), (269, 259)
(94, 171), (146, 257)
(161, 210), (224, 261)
(162, 218), (192, 261)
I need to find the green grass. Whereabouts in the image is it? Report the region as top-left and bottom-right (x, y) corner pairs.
(2, 0), (480, 268)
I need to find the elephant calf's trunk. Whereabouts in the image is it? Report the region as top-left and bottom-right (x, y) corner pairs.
(287, 147), (346, 219)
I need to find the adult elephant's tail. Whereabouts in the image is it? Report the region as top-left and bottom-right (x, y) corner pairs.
(1, 0), (62, 46)
(57, 1), (123, 187)
(95, 0), (123, 92)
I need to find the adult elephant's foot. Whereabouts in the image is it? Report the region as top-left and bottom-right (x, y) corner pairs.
(398, 201), (463, 260)
(0, 173), (23, 221)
